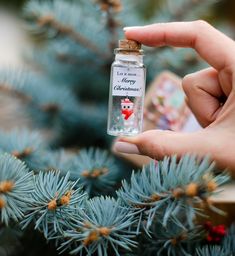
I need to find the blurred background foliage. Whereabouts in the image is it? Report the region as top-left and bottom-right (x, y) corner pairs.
(0, 0), (235, 25)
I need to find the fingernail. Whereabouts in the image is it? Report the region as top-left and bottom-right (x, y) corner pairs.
(123, 26), (142, 31)
(113, 141), (140, 154)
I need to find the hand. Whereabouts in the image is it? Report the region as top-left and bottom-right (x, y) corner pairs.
(113, 21), (235, 173)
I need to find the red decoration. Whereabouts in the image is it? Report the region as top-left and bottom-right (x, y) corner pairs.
(121, 109), (134, 120)
(121, 98), (134, 120)
(204, 221), (226, 243)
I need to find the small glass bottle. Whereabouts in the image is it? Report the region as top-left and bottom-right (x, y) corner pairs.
(107, 39), (146, 136)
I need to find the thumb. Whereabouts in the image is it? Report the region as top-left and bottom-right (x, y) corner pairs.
(113, 130), (209, 160)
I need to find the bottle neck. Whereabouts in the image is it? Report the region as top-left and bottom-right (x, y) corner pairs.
(114, 53), (143, 63)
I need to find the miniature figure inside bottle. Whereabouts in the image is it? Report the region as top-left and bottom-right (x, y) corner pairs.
(121, 97), (135, 129)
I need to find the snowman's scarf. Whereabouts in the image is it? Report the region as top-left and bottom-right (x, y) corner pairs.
(121, 109), (134, 120)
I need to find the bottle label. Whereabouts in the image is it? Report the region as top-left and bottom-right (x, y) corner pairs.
(112, 67), (144, 97)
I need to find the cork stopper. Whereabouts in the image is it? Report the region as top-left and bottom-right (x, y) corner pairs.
(115, 39), (143, 55)
(118, 39), (141, 51)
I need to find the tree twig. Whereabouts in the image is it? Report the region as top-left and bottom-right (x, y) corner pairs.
(37, 15), (109, 60)
(0, 84), (32, 103)
(106, 8), (120, 52)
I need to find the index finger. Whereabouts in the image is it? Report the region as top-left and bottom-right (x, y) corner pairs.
(124, 21), (235, 70)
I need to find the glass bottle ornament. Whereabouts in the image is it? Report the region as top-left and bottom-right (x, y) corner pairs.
(107, 39), (146, 136)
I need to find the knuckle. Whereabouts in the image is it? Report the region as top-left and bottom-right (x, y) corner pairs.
(193, 20), (209, 30)
(137, 130), (167, 159)
(152, 143), (166, 160)
(182, 74), (195, 94)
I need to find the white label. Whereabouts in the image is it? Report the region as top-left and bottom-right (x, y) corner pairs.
(112, 67), (144, 97)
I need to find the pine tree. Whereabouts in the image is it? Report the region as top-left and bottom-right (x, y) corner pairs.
(0, 0), (234, 255)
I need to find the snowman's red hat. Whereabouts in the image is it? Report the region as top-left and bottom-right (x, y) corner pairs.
(121, 98), (134, 105)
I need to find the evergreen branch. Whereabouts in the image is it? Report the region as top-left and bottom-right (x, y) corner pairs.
(25, 0), (110, 61)
(145, 219), (202, 256)
(106, 8), (120, 51)
(56, 52), (101, 67)
(117, 155), (230, 230)
(96, 0), (122, 51)
(0, 129), (46, 170)
(0, 129), (45, 156)
(66, 148), (120, 196)
(21, 171), (87, 239)
(0, 68), (82, 133)
(39, 149), (74, 172)
(95, 0), (122, 13)
(0, 84), (32, 103)
(222, 223), (235, 254)
(59, 196), (138, 256)
(0, 154), (33, 225)
(38, 148), (120, 197)
(166, 0), (217, 21)
(196, 245), (230, 256)
(36, 15), (109, 60)
(0, 69), (79, 113)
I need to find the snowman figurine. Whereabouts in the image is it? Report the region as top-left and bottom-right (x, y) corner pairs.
(121, 98), (135, 130)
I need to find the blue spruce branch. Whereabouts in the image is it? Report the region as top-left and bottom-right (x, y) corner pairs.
(21, 171), (87, 239)
(24, 0), (111, 59)
(36, 148), (121, 196)
(144, 219), (202, 256)
(196, 245), (230, 256)
(222, 223), (235, 255)
(0, 129), (46, 171)
(59, 196), (138, 256)
(0, 68), (111, 147)
(0, 154), (33, 225)
(0, 152), (231, 256)
(66, 148), (120, 196)
(0, 69), (81, 129)
(117, 155), (230, 230)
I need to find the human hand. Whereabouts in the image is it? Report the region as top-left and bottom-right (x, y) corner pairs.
(113, 21), (235, 172)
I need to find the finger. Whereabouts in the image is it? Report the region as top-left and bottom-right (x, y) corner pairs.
(124, 21), (235, 70)
(114, 129), (235, 172)
(114, 130), (210, 160)
(182, 68), (225, 127)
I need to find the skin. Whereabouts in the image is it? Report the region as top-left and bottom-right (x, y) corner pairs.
(114, 21), (235, 173)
